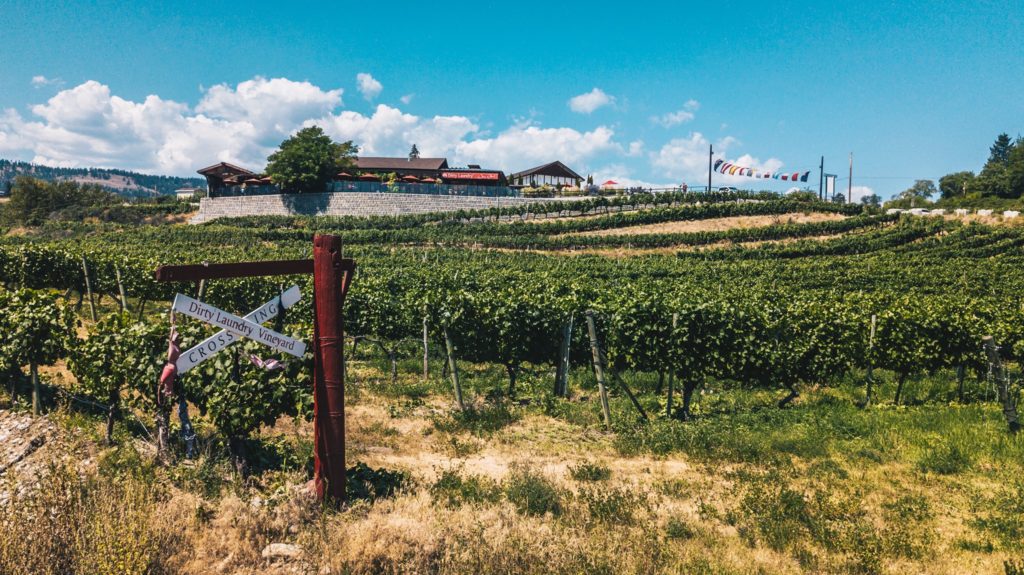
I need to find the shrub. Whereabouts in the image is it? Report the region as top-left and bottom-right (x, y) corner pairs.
(503, 464), (564, 517)
(432, 402), (519, 437)
(666, 516), (696, 539)
(430, 467), (501, 507)
(568, 461), (611, 482)
(917, 441), (973, 475)
(346, 463), (408, 503)
(577, 486), (649, 524)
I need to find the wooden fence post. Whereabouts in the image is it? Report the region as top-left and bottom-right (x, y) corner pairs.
(585, 310), (612, 429)
(115, 266), (129, 312)
(983, 336), (1020, 434)
(864, 314), (876, 407)
(667, 313), (677, 418)
(423, 312), (430, 383)
(31, 362), (40, 416)
(81, 256), (97, 322)
(555, 313), (573, 397)
(443, 328), (465, 411)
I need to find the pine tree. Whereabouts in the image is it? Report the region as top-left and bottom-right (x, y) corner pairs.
(409, 144), (420, 160)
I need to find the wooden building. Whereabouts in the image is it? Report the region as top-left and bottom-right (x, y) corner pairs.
(197, 162), (256, 195)
(509, 161), (583, 188)
(356, 157), (507, 186)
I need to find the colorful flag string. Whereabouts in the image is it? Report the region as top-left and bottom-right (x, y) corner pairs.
(714, 159), (810, 182)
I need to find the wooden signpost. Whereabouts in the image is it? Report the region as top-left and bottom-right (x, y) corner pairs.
(155, 235), (355, 504)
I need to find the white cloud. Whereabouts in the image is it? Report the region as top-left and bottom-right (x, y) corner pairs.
(0, 77), (630, 177)
(568, 88), (614, 114)
(651, 133), (787, 186)
(316, 104), (477, 158)
(356, 72), (383, 101)
(30, 75), (63, 88)
(653, 99), (700, 127)
(455, 125), (620, 172)
(400, 93), (414, 105)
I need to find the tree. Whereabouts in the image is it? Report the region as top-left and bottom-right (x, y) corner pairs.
(1, 289), (75, 414)
(3, 177), (116, 226)
(988, 133), (1015, 166)
(265, 126), (358, 193)
(898, 179), (937, 201)
(1005, 140), (1024, 199)
(860, 194), (881, 207)
(938, 171), (975, 199)
(70, 313), (165, 444)
(408, 144), (420, 160)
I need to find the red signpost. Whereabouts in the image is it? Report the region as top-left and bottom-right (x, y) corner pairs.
(154, 234), (356, 504)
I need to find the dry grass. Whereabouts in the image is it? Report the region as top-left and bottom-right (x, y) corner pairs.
(3, 359), (1023, 574)
(570, 212), (847, 237)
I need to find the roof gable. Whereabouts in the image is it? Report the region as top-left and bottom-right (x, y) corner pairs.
(510, 161), (583, 181)
(356, 157), (449, 171)
(197, 162), (255, 177)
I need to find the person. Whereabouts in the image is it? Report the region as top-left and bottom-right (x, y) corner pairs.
(681, 182), (688, 193)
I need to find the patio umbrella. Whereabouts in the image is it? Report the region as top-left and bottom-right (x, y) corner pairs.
(401, 175), (420, 182)
(243, 178), (262, 185)
(601, 180), (619, 187)
(259, 177), (273, 184)
(335, 172), (354, 180)
(358, 173), (379, 181)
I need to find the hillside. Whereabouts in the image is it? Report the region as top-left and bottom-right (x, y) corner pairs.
(0, 159), (206, 198)
(1, 195), (1023, 574)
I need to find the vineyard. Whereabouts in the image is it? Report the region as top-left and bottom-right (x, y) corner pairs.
(1, 191), (1023, 574)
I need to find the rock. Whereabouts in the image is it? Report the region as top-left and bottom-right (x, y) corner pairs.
(262, 543), (303, 561)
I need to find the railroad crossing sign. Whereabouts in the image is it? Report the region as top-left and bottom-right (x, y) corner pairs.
(155, 235), (355, 505)
(174, 285), (302, 374)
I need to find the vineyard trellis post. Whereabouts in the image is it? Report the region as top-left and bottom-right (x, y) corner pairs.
(422, 309), (430, 383)
(154, 234), (356, 505)
(81, 256), (97, 322)
(555, 313), (573, 398)
(864, 314), (876, 407)
(443, 328), (465, 411)
(982, 336), (1020, 434)
(667, 313), (678, 418)
(585, 310), (612, 429)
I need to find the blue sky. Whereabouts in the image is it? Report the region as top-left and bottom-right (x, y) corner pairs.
(1, 0), (1021, 198)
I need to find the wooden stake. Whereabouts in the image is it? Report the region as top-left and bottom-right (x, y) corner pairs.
(81, 257), (96, 322)
(585, 310), (612, 429)
(555, 314), (573, 397)
(115, 266), (128, 312)
(865, 314), (876, 407)
(983, 336), (1020, 434)
(443, 328), (465, 411)
(31, 362), (40, 416)
(667, 313), (677, 418)
(423, 313), (430, 383)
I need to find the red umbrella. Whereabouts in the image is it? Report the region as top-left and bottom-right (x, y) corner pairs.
(601, 180), (619, 187)
(335, 172), (354, 179)
(243, 178), (262, 185)
(358, 173), (379, 181)
(401, 175), (420, 182)
(420, 177), (436, 184)
(259, 177), (273, 184)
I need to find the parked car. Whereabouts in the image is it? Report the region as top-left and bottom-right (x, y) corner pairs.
(718, 186), (737, 193)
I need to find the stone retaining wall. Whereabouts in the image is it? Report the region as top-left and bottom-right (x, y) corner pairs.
(191, 192), (578, 223)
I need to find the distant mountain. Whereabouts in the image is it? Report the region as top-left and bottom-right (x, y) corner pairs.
(0, 159), (207, 198)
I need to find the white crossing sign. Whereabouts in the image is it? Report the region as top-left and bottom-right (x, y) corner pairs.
(172, 288), (306, 364)
(175, 286), (303, 374)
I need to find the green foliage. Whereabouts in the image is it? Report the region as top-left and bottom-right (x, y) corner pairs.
(503, 464), (564, 517)
(3, 176), (117, 226)
(0, 288), (74, 369)
(576, 486), (648, 524)
(568, 461), (611, 482)
(431, 401), (519, 437)
(346, 462), (408, 502)
(430, 466), (501, 507)
(69, 312), (165, 413)
(265, 126), (357, 193)
(939, 171), (975, 199)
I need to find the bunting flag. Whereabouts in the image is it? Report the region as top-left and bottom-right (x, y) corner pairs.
(714, 159), (810, 182)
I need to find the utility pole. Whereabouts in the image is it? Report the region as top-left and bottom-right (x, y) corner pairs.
(707, 144), (713, 192)
(848, 152), (853, 204)
(819, 156), (824, 200)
